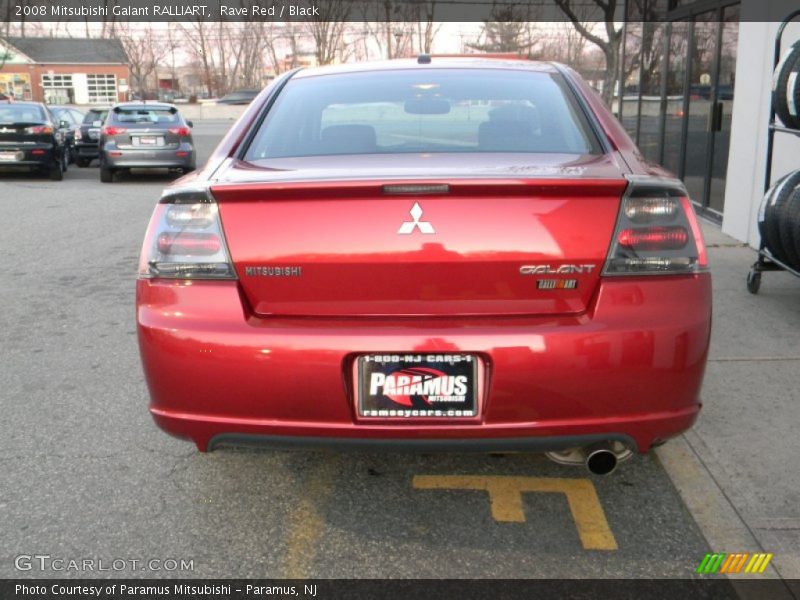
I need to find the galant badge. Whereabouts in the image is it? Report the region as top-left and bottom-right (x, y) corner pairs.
(398, 202), (435, 234)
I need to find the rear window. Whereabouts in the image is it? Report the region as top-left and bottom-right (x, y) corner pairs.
(83, 110), (108, 124)
(245, 69), (601, 159)
(111, 107), (180, 125)
(0, 104), (46, 124)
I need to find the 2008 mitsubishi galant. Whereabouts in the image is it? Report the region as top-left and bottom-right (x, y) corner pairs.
(136, 58), (711, 474)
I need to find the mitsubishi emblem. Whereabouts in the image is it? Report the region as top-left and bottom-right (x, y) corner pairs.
(397, 202), (435, 234)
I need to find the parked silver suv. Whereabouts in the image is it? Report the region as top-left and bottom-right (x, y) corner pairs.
(99, 102), (195, 183)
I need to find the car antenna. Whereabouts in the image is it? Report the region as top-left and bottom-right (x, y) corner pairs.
(417, 54), (431, 64)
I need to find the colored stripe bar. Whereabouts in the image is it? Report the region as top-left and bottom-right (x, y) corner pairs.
(697, 554), (713, 574)
(733, 553), (750, 573)
(708, 553), (726, 574)
(758, 554), (774, 573)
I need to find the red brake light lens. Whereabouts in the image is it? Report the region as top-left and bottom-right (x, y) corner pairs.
(618, 226), (689, 251)
(169, 127), (191, 137)
(25, 125), (53, 134)
(103, 126), (127, 136)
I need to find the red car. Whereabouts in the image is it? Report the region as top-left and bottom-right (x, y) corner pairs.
(137, 58), (711, 475)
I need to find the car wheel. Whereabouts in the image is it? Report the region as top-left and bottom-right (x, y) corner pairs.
(773, 40), (800, 129)
(100, 166), (114, 183)
(49, 157), (64, 181)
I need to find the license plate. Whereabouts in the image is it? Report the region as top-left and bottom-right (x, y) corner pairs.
(0, 151), (17, 161)
(356, 354), (479, 419)
(139, 136), (158, 145)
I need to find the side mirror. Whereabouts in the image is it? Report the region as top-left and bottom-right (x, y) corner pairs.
(186, 120), (193, 128)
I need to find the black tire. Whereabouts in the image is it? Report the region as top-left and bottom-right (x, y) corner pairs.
(781, 186), (800, 270)
(48, 153), (64, 181)
(773, 41), (800, 129)
(76, 157), (89, 168)
(100, 166), (114, 183)
(761, 169), (800, 263)
(758, 175), (786, 245)
(746, 269), (761, 294)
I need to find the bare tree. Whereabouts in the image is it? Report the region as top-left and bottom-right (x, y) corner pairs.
(3, 0), (48, 38)
(414, 1), (439, 54)
(262, 23), (287, 76)
(0, 9), (11, 73)
(116, 24), (164, 99)
(181, 19), (217, 97)
(553, 0), (623, 104)
(305, 1), (351, 66)
(360, 1), (419, 59)
(467, 4), (532, 54)
(236, 22), (271, 87)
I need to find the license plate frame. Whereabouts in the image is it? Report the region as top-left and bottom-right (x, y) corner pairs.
(355, 353), (482, 420)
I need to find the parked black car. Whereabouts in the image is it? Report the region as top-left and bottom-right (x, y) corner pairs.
(49, 105), (86, 164)
(73, 107), (109, 167)
(0, 101), (68, 180)
(216, 89), (260, 105)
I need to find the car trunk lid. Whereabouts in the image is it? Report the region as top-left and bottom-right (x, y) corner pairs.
(0, 122), (49, 144)
(211, 160), (627, 317)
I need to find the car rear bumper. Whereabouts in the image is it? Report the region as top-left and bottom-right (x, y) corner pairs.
(75, 142), (100, 158)
(0, 143), (57, 167)
(137, 274), (711, 453)
(102, 144), (195, 169)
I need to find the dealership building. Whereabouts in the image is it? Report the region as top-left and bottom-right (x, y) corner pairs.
(618, 0), (800, 248)
(0, 37), (129, 105)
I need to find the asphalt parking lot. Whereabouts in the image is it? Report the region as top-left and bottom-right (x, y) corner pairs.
(0, 120), (794, 582)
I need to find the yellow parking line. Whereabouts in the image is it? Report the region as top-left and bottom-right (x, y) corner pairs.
(285, 454), (339, 578)
(413, 475), (617, 550)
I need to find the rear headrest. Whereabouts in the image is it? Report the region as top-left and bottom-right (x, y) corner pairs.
(478, 120), (537, 152)
(321, 124), (377, 154)
(488, 104), (540, 131)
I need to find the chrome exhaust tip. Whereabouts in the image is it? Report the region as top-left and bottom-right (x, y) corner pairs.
(545, 440), (633, 475)
(585, 443), (618, 476)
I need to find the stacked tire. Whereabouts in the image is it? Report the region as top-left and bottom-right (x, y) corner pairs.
(758, 170), (800, 271)
(773, 40), (800, 129)
(752, 39), (800, 293)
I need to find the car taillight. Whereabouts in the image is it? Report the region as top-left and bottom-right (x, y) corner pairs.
(103, 126), (127, 136)
(603, 178), (708, 275)
(25, 125), (53, 134)
(168, 126), (191, 137)
(138, 189), (236, 279)
(75, 129), (82, 140)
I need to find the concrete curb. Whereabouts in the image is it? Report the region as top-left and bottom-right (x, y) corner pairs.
(656, 436), (795, 598)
